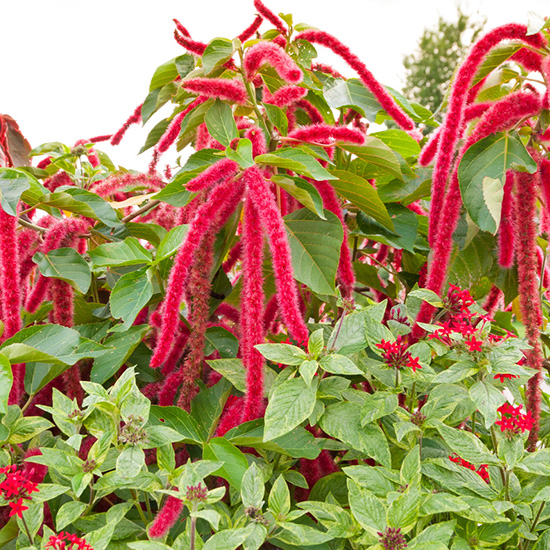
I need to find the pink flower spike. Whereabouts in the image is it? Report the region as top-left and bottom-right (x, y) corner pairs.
(253, 0), (286, 34)
(294, 99), (324, 124)
(186, 158), (240, 192)
(288, 123), (365, 145)
(263, 85), (308, 107)
(542, 56), (550, 109)
(244, 126), (267, 157)
(151, 177), (244, 368)
(244, 42), (303, 84)
(296, 30), (415, 131)
(238, 14), (263, 43)
(181, 78), (248, 104)
(498, 171), (516, 268)
(110, 103), (143, 146)
(243, 166), (308, 343)
(148, 495), (184, 539)
(241, 195), (266, 421)
(173, 20), (207, 55)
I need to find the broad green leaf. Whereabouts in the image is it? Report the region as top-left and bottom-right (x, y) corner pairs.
(33, 248), (91, 293)
(271, 175), (325, 218)
(203, 438), (249, 490)
(343, 465), (395, 497)
(125, 221), (167, 247)
(149, 54), (193, 90)
(347, 479), (386, 533)
(203, 38), (234, 74)
(255, 343), (306, 366)
(269, 475), (291, 517)
(90, 325), (148, 383)
(243, 522), (268, 550)
(518, 448), (550, 475)
(117, 445), (145, 478)
(319, 354), (363, 375)
(0, 354), (12, 414)
(205, 99), (238, 147)
(149, 405), (204, 444)
(191, 378), (232, 441)
(9, 415), (53, 444)
(323, 77), (383, 121)
(276, 522), (333, 546)
(284, 209), (343, 295)
(407, 288), (443, 307)
(340, 138), (403, 181)
(110, 268), (154, 331)
(320, 401), (391, 467)
(471, 44), (522, 86)
(89, 238), (153, 268)
(202, 527), (252, 550)
(469, 381), (507, 428)
(263, 102), (288, 136)
(387, 482), (421, 533)
(458, 132), (537, 234)
(154, 175), (196, 207)
(56, 501), (87, 531)
(241, 463), (265, 509)
(155, 225), (189, 261)
(264, 377), (317, 440)
(255, 148), (337, 181)
(204, 326), (239, 358)
(225, 138), (255, 168)
(206, 358), (277, 396)
(139, 118), (170, 154)
(39, 188), (121, 227)
(0, 168), (29, 215)
(129, 543), (173, 550)
(361, 392), (398, 425)
(371, 129), (421, 158)
(436, 422), (500, 465)
(329, 169), (394, 230)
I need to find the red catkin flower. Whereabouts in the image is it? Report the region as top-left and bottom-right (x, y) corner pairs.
(186, 158), (240, 192)
(44, 170), (73, 192)
(243, 166), (308, 343)
(288, 123), (365, 145)
(148, 495), (184, 539)
(151, 177), (244, 368)
(253, 0), (286, 34)
(296, 30), (415, 131)
(427, 24), (545, 244)
(244, 126), (267, 157)
(482, 285), (503, 318)
(262, 84), (308, 107)
(498, 171), (516, 268)
(110, 103), (143, 146)
(510, 47), (544, 72)
(181, 78), (248, 104)
(173, 20), (207, 55)
(312, 62), (344, 78)
(237, 14), (263, 43)
(241, 196), (266, 421)
(542, 56), (550, 109)
(244, 42), (303, 84)
(292, 99), (324, 125)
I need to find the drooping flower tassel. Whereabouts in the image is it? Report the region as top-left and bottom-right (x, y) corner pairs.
(173, 19), (207, 55)
(110, 103), (143, 146)
(237, 14), (263, 43)
(244, 166), (308, 343)
(262, 85), (308, 107)
(482, 285), (504, 318)
(180, 78), (248, 104)
(148, 495), (184, 540)
(244, 42), (303, 84)
(241, 195), (266, 421)
(288, 123), (365, 145)
(498, 172), (516, 268)
(253, 0), (286, 34)
(296, 30), (415, 131)
(185, 158), (240, 192)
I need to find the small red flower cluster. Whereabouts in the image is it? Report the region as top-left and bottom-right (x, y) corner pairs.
(185, 483), (208, 502)
(449, 455), (489, 483)
(0, 465), (39, 519)
(45, 531), (93, 550)
(376, 338), (421, 372)
(495, 402), (534, 434)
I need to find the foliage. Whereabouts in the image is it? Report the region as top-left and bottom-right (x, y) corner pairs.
(0, 1), (549, 549)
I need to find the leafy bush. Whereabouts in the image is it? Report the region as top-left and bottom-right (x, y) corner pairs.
(0, 1), (550, 548)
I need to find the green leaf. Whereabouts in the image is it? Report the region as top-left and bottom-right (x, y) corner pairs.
(0, 168), (30, 215)
(255, 148), (337, 181)
(472, 44), (522, 86)
(0, 354), (12, 414)
(340, 138), (403, 181)
(264, 377), (317, 440)
(206, 358), (277, 396)
(39, 188), (121, 227)
(116, 445), (145, 478)
(343, 465), (395, 497)
(149, 55), (193, 90)
(203, 38), (234, 74)
(243, 522), (267, 550)
(89, 238), (153, 268)
(56, 501), (87, 531)
(371, 129), (421, 158)
(154, 176), (196, 207)
(517, 448), (550, 475)
(284, 209), (343, 295)
(436, 422), (500, 465)
(323, 77), (383, 121)
(129, 543), (173, 550)
(110, 268), (154, 331)
(361, 392), (398, 425)
(269, 474), (291, 517)
(271, 175), (326, 218)
(329, 169), (394, 230)
(255, 343), (306, 366)
(407, 288), (443, 308)
(33, 248), (91, 293)
(263, 103), (288, 136)
(241, 463), (265, 509)
(276, 523), (333, 546)
(458, 131), (537, 234)
(139, 118), (170, 154)
(347, 479), (386, 533)
(149, 405), (204, 444)
(319, 354), (363, 375)
(9, 416), (53, 444)
(498, 437), (524, 469)
(90, 325), (148, 383)
(203, 438), (249, 490)
(225, 138), (255, 168)
(205, 99), (238, 147)
(202, 527), (252, 550)
(469, 381), (506, 428)
(387, 482), (421, 533)
(320, 401), (391, 467)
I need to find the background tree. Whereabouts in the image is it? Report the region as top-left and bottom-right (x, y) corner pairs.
(403, 9), (486, 115)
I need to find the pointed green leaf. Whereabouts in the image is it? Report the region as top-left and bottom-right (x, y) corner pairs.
(225, 138), (255, 168)
(340, 138), (403, 181)
(110, 268), (154, 331)
(33, 248), (91, 293)
(205, 99), (238, 147)
(203, 38), (234, 74)
(89, 237), (153, 268)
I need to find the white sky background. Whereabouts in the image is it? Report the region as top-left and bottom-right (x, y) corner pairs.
(1, 0), (549, 172)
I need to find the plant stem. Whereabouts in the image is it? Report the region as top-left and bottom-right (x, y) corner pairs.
(21, 514), (33, 545)
(330, 310), (346, 351)
(490, 426), (507, 487)
(131, 489), (148, 526)
(121, 199), (160, 223)
(190, 516), (197, 550)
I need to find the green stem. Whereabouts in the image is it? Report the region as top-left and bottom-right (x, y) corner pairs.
(131, 489), (148, 526)
(21, 514), (33, 545)
(190, 515), (197, 550)
(471, 410), (476, 434)
(144, 491), (153, 521)
(330, 310), (346, 351)
(490, 426), (507, 487)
